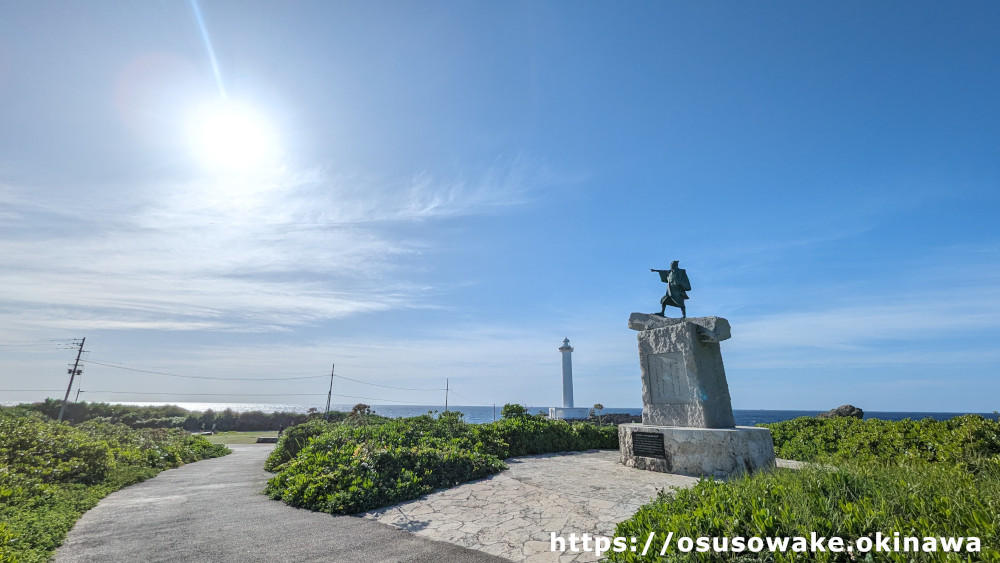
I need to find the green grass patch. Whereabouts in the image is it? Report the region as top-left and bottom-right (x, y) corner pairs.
(202, 430), (279, 445)
(0, 410), (229, 562)
(263, 408), (617, 514)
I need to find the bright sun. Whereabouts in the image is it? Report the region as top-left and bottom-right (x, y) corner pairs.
(190, 102), (275, 171)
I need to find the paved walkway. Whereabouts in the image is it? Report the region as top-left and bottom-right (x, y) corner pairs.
(57, 444), (797, 562)
(363, 450), (700, 562)
(56, 444), (506, 563)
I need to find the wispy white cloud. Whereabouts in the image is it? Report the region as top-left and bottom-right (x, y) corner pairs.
(727, 280), (1000, 369)
(0, 154), (564, 335)
(272, 153), (568, 225)
(399, 153), (563, 219)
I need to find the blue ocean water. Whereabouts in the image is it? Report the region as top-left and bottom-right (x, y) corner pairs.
(362, 406), (999, 426)
(71, 402), (996, 425)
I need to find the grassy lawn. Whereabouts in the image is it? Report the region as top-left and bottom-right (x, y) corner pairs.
(201, 430), (279, 444)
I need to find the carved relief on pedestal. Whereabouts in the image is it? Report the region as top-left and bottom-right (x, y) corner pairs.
(646, 352), (691, 404)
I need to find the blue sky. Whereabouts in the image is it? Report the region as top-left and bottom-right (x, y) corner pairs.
(1, 2), (998, 412)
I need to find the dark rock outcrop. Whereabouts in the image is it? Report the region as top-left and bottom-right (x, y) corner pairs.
(818, 404), (864, 419)
(590, 413), (643, 425)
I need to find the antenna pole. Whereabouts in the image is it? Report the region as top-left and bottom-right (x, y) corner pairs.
(445, 378), (449, 412)
(58, 337), (85, 422)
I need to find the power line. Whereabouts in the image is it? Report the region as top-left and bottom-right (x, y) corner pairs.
(84, 390), (327, 396)
(81, 357), (449, 390)
(333, 373), (446, 391)
(328, 393), (441, 406)
(82, 359), (329, 381)
(0, 339), (75, 344)
(0, 345), (78, 351)
(10, 350), (453, 405)
(0, 346), (75, 349)
(0, 338), (78, 351)
(0, 389), (443, 406)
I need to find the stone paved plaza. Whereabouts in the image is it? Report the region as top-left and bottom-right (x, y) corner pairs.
(363, 450), (699, 562)
(364, 450), (802, 562)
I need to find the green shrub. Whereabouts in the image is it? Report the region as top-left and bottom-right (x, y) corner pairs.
(501, 403), (530, 419)
(763, 415), (1000, 466)
(263, 418), (339, 471)
(608, 461), (1000, 562)
(488, 415), (618, 458)
(0, 410), (229, 562)
(605, 416), (1000, 562)
(266, 437), (505, 514)
(265, 410), (617, 515)
(0, 411), (113, 485)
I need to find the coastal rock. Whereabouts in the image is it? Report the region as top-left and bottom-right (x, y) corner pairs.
(593, 413), (643, 425)
(818, 404), (864, 419)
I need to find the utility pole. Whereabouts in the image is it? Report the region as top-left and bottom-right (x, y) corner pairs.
(324, 363), (334, 420)
(445, 378), (449, 412)
(58, 337), (85, 422)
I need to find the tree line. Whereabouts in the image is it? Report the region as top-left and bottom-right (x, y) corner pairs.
(15, 399), (346, 432)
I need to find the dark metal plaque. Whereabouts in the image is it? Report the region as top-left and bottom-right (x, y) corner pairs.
(632, 432), (666, 459)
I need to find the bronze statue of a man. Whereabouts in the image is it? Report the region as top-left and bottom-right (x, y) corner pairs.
(650, 260), (691, 318)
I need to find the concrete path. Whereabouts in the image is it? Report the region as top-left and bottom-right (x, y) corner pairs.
(56, 444), (507, 563)
(363, 450), (700, 562)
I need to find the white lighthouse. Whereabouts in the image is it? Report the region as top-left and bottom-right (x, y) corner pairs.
(560, 338), (574, 407)
(549, 338), (590, 420)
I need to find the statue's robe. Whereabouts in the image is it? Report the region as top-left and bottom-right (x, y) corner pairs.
(660, 268), (690, 308)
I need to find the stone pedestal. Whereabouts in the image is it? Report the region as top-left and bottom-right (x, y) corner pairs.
(621, 313), (776, 477)
(629, 313), (735, 428)
(619, 424), (775, 478)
